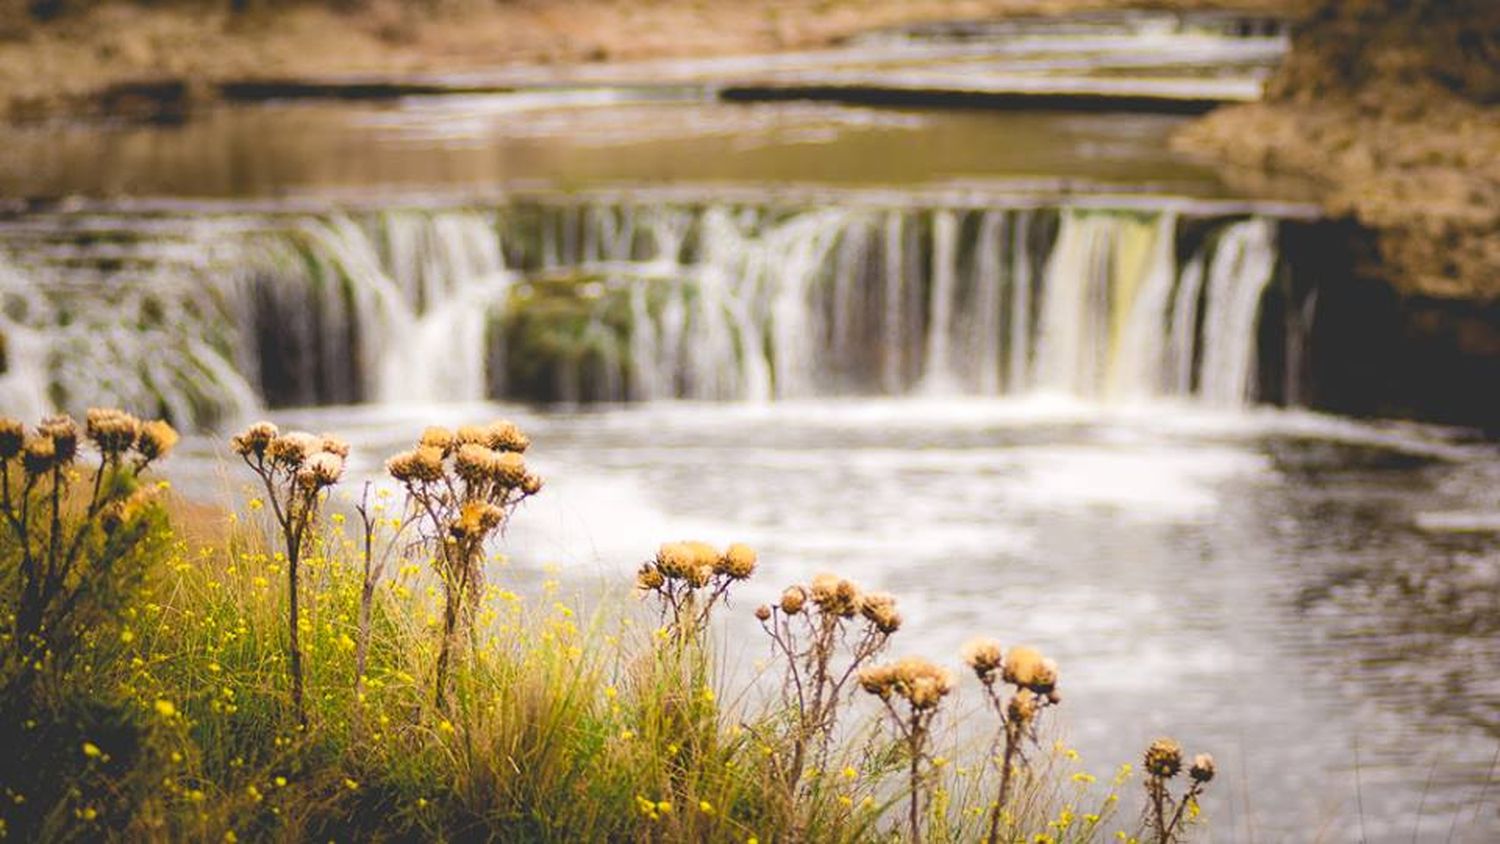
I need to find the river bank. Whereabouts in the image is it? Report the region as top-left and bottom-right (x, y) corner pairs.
(0, 0), (1293, 120)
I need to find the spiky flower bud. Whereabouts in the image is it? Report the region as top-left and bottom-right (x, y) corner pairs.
(1189, 753), (1215, 783)
(86, 408), (141, 456)
(230, 421), (279, 458)
(780, 585), (807, 615)
(636, 563), (665, 591)
(492, 451), (528, 488)
(521, 473), (544, 496)
(136, 419), (179, 463)
(1007, 688), (1040, 724)
(0, 418), (23, 460)
(22, 435), (56, 475)
(961, 637), (1003, 681)
(266, 432), (320, 468)
(1144, 738), (1184, 779)
(420, 426), (455, 455)
(859, 591), (902, 634)
(297, 452), (344, 490)
(858, 664), (897, 699)
(754, 604), (772, 622)
(1001, 646), (1057, 693)
(810, 573), (861, 617)
(38, 415), (78, 463)
(454, 444), (501, 485)
(485, 420), (530, 453)
(717, 543), (757, 580)
(387, 446), (445, 484)
(319, 434), (351, 458)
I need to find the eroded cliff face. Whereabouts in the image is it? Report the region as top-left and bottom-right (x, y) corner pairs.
(1178, 0), (1500, 300)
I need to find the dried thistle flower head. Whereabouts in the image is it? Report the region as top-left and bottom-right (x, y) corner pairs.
(420, 426), (455, 454)
(136, 420), (179, 463)
(0, 418), (23, 460)
(859, 592), (902, 634)
(454, 444), (501, 485)
(38, 415), (79, 463)
(1144, 738), (1184, 779)
(655, 542), (697, 579)
(754, 604), (772, 622)
(485, 420), (530, 453)
(858, 663), (898, 699)
(266, 432), (320, 468)
(319, 434), (351, 458)
(810, 573), (861, 617)
(492, 451), (528, 488)
(388, 446), (445, 484)
(521, 473), (544, 496)
(780, 585), (807, 615)
(86, 407), (141, 456)
(1001, 646), (1057, 693)
(717, 543), (757, 580)
(961, 637), (1003, 680)
(888, 656), (954, 710)
(636, 563), (665, 592)
(231, 421), (280, 458)
(684, 561), (713, 588)
(1007, 688), (1040, 724)
(450, 500), (504, 539)
(22, 435), (57, 475)
(297, 452), (344, 490)
(1189, 753), (1215, 783)
(454, 425), (489, 447)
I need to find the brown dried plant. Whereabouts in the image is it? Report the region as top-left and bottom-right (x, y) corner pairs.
(755, 573), (900, 798)
(635, 540), (757, 642)
(961, 639), (1063, 844)
(386, 422), (541, 708)
(231, 421), (348, 724)
(1142, 738), (1215, 843)
(858, 655), (954, 844)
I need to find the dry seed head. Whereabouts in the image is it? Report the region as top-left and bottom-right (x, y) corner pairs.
(811, 573), (861, 617)
(319, 434), (351, 459)
(1144, 738), (1184, 779)
(86, 408), (141, 456)
(485, 420), (530, 453)
(267, 432), (320, 468)
(1002, 646), (1054, 692)
(961, 637), (1004, 680)
(387, 446), (445, 484)
(754, 604), (772, 622)
(860, 592), (902, 633)
(889, 656), (954, 710)
(718, 543), (757, 580)
(297, 452), (344, 489)
(655, 542), (696, 579)
(454, 444), (501, 485)
(636, 563), (665, 592)
(0, 418), (23, 460)
(39, 415), (79, 462)
(492, 451), (528, 488)
(22, 435), (57, 475)
(858, 664), (898, 699)
(136, 420), (179, 462)
(521, 473), (544, 496)
(685, 563), (713, 588)
(231, 421), (279, 458)
(1007, 689), (1040, 724)
(454, 425), (489, 447)
(780, 585), (808, 615)
(1189, 753), (1216, 783)
(420, 426), (455, 454)
(450, 500), (502, 539)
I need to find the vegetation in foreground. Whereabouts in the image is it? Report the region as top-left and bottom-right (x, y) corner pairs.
(0, 409), (1216, 842)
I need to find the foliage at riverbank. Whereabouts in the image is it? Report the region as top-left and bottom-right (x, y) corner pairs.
(0, 409), (1219, 842)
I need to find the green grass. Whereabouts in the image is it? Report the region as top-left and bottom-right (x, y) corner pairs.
(0, 421), (1196, 843)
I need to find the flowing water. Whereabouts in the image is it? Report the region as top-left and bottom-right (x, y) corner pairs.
(0, 11), (1497, 841)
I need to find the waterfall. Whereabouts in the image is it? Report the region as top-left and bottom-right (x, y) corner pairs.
(0, 199), (1288, 427)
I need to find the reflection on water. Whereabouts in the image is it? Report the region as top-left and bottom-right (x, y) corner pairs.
(169, 399), (1500, 842)
(0, 97), (1246, 201)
